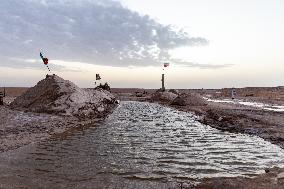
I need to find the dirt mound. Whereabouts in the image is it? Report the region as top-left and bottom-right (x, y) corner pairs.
(171, 93), (207, 106)
(151, 91), (178, 102)
(168, 89), (179, 95)
(11, 75), (116, 119)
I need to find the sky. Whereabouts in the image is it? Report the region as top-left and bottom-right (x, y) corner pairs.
(0, 0), (283, 89)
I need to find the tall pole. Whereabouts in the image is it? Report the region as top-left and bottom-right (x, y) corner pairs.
(161, 73), (165, 92)
(0, 88), (3, 105)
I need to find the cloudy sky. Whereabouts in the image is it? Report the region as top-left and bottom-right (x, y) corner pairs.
(0, 0), (283, 88)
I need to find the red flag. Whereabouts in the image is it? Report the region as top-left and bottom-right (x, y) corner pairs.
(40, 52), (51, 72)
(43, 58), (48, 65)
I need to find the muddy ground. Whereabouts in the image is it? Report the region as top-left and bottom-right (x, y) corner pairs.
(0, 105), (102, 152)
(0, 82), (115, 152)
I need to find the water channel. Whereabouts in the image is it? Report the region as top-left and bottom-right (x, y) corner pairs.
(1, 101), (284, 188)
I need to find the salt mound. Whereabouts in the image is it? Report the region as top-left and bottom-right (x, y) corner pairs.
(151, 91), (178, 102)
(11, 75), (116, 119)
(171, 93), (207, 106)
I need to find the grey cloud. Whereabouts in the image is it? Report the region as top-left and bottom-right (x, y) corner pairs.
(0, 0), (209, 68)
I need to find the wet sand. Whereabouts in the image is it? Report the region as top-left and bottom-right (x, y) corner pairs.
(0, 105), (101, 152)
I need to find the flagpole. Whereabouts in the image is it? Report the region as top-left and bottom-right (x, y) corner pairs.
(46, 65), (51, 72)
(40, 51), (51, 73)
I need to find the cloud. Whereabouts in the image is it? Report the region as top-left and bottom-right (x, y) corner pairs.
(0, 56), (65, 71)
(172, 59), (234, 69)
(0, 0), (209, 68)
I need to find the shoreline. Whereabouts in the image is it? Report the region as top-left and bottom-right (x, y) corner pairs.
(118, 94), (284, 149)
(174, 101), (284, 149)
(114, 93), (284, 188)
(0, 104), (115, 153)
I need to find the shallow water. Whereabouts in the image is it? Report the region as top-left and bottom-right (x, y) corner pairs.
(1, 101), (284, 189)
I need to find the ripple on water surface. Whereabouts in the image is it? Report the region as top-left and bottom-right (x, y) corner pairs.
(1, 101), (284, 188)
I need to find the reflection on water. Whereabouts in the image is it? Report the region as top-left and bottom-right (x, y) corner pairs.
(1, 101), (284, 189)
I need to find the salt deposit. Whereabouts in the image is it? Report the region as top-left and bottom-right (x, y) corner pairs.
(11, 75), (116, 119)
(171, 93), (208, 106)
(205, 97), (284, 112)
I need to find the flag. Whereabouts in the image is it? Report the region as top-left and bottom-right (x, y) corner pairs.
(40, 51), (51, 72)
(96, 74), (101, 80)
(43, 58), (48, 65)
(164, 63), (170, 67)
(40, 52), (49, 65)
(40, 52), (44, 59)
